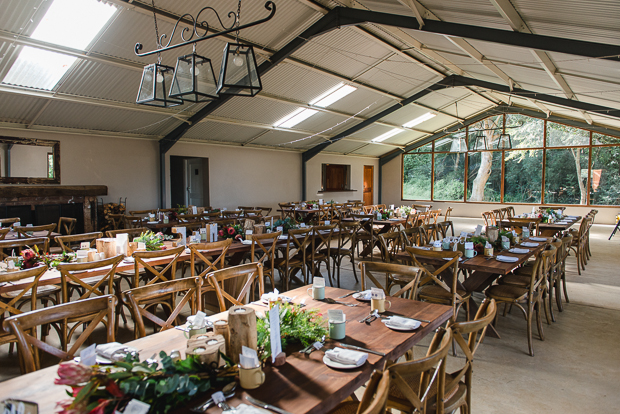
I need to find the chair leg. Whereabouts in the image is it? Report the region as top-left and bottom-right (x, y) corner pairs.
(548, 281), (556, 322)
(535, 299), (544, 342)
(555, 280), (563, 312)
(350, 254), (359, 283)
(562, 274), (570, 303)
(527, 302), (534, 357)
(543, 287), (552, 325)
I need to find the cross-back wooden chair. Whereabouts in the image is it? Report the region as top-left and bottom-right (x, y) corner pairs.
(317, 204), (333, 224)
(132, 245), (186, 287)
(329, 220), (359, 288)
(438, 221), (455, 238)
(487, 248), (553, 356)
(568, 217), (589, 275)
(124, 215), (145, 229)
(428, 209), (442, 224)
(129, 209), (155, 217)
(255, 206), (272, 216)
(0, 265), (49, 362)
(412, 204), (431, 212)
(0, 227), (10, 240)
(0, 237), (49, 260)
(445, 298), (497, 414)
(107, 214), (125, 230)
(308, 224), (336, 285)
(421, 223), (440, 242)
(222, 210), (242, 219)
(3, 295), (116, 373)
(189, 239), (232, 279)
(56, 232), (102, 253)
(56, 217), (77, 236)
(241, 209), (263, 219)
(351, 214), (377, 260)
(122, 277), (203, 338)
(0, 217), (20, 228)
(481, 211), (496, 228)
(359, 261), (421, 299)
(378, 231), (402, 263)
(405, 247), (470, 326)
(202, 211), (222, 221)
(207, 263), (264, 312)
(492, 209), (505, 223)
(401, 226), (428, 249)
(249, 231), (282, 289)
(405, 212), (421, 229)
(14, 223), (56, 240)
(553, 234), (573, 310)
(106, 227), (150, 241)
(386, 328), (452, 414)
(443, 207), (453, 222)
(328, 369), (390, 414)
(279, 203), (295, 220)
(275, 228), (312, 291)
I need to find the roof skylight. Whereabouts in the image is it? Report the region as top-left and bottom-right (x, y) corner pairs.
(310, 83), (357, 108)
(274, 108), (318, 128)
(2, 0), (117, 90)
(372, 129), (403, 143)
(402, 112), (436, 128)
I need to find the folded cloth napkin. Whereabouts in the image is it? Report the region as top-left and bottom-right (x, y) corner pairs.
(357, 290), (372, 300)
(529, 237), (547, 242)
(496, 255), (519, 263)
(325, 347), (368, 366)
(521, 242), (539, 247)
(508, 248), (529, 254)
(96, 343), (138, 361)
(385, 316), (420, 329)
(240, 239), (252, 245)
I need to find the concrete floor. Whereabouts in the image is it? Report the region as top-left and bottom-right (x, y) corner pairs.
(1, 217), (619, 412)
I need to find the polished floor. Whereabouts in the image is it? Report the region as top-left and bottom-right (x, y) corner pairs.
(1, 217), (619, 413)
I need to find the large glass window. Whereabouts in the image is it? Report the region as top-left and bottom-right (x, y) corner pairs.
(403, 153), (431, 200)
(433, 152), (465, 201)
(401, 114), (620, 206)
(467, 151), (502, 202)
(590, 146), (620, 205)
(504, 150), (542, 203)
(544, 148), (588, 205)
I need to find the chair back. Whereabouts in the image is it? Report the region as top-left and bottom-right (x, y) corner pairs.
(0, 237), (49, 259)
(57, 217), (77, 236)
(241, 209), (263, 218)
(129, 210), (155, 217)
(222, 210), (242, 218)
(207, 263), (265, 312)
(0, 227), (10, 240)
(481, 211), (496, 227)
(317, 204), (333, 223)
(0, 218), (20, 228)
(56, 232), (103, 253)
(438, 221), (455, 238)
(359, 261), (421, 299)
(57, 255), (124, 302)
(122, 277), (202, 338)
(250, 232), (282, 281)
(378, 231), (401, 263)
(357, 370), (391, 414)
(310, 224), (336, 262)
(3, 295), (116, 373)
(105, 227), (149, 239)
(107, 214), (125, 230)
(279, 203), (296, 220)
(421, 224), (440, 242)
(189, 239), (232, 278)
(124, 216), (145, 229)
(132, 245), (186, 287)
(337, 220), (359, 250)
(14, 223), (56, 239)
(387, 328), (452, 413)
(444, 207), (453, 222)
(256, 206), (273, 216)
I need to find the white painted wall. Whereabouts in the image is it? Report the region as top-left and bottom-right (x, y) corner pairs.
(381, 155), (619, 224)
(306, 154), (379, 204)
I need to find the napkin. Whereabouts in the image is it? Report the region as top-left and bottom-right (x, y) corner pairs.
(521, 242), (539, 247)
(96, 343), (138, 361)
(496, 255), (519, 263)
(529, 237), (547, 242)
(385, 316), (420, 329)
(357, 290), (372, 300)
(325, 347), (368, 366)
(508, 248), (529, 254)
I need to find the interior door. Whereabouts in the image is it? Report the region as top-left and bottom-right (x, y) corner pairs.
(186, 158), (204, 206)
(363, 165), (373, 206)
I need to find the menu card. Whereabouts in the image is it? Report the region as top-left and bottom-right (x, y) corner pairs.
(371, 287), (385, 300)
(269, 304), (282, 363)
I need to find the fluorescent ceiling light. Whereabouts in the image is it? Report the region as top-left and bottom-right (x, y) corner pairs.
(274, 108), (318, 128)
(372, 129), (403, 142)
(403, 112), (436, 128)
(310, 83), (357, 108)
(2, 0), (117, 90)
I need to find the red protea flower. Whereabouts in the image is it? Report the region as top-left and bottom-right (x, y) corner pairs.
(218, 230), (224, 237)
(227, 227), (236, 235)
(105, 380), (124, 398)
(54, 362), (92, 385)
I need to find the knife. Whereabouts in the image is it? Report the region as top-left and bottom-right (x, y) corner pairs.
(337, 291), (358, 299)
(246, 396), (293, 414)
(338, 343), (386, 357)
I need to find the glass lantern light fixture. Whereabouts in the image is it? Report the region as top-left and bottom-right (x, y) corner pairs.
(497, 133), (513, 149)
(169, 46), (219, 102)
(136, 63), (183, 107)
(216, 42), (262, 96)
(474, 132), (488, 150)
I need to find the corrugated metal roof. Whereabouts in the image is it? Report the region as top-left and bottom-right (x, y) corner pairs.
(182, 120), (262, 143)
(0, 0), (48, 36)
(211, 95), (298, 126)
(260, 62), (343, 104)
(354, 57), (441, 97)
(421, 0), (510, 30)
(0, 91), (47, 124)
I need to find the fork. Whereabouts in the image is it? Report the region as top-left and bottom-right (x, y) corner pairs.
(322, 298), (358, 307)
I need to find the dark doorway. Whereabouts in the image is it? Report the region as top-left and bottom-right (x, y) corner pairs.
(170, 156), (210, 208)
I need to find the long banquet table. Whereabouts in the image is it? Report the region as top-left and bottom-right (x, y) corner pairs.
(0, 286), (453, 414)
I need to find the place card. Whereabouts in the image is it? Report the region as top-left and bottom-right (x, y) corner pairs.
(269, 304), (282, 363)
(371, 287), (385, 300)
(80, 242), (90, 250)
(137, 242), (146, 251)
(200, 228), (207, 241)
(239, 346), (260, 369)
(474, 225), (482, 236)
(276, 226), (283, 233)
(192, 206), (198, 214)
(324, 220), (330, 225)
(189, 235), (200, 244)
(80, 343), (97, 366)
(459, 231), (468, 239)
(300, 223), (306, 228)
(313, 277), (325, 287)
(328, 309), (345, 323)
(465, 242), (474, 250)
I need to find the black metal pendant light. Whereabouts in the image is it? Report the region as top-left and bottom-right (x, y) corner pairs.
(137, 63), (183, 107)
(216, 42), (262, 96)
(474, 132), (488, 150)
(497, 133), (512, 149)
(169, 47), (219, 102)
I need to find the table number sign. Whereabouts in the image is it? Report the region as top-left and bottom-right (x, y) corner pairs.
(80, 242), (91, 250)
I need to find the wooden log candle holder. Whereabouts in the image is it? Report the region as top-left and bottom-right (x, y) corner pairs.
(228, 306), (257, 364)
(186, 333), (226, 367)
(213, 319), (231, 355)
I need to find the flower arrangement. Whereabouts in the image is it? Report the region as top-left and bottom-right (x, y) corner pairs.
(399, 206), (412, 216)
(54, 351), (235, 414)
(19, 247), (40, 269)
(377, 209), (393, 220)
(16, 246), (75, 270)
(218, 224), (244, 240)
(540, 208), (563, 223)
(133, 231), (173, 251)
(256, 302), (327, 361)
(272, 217), (299, 234)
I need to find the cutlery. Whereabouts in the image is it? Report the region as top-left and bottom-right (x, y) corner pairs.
(365, 310), (379, 324)
(213, 392), (232, 412)
(246, 396), (293, 414)
(307, 341), (324, 355)
(380, 315), (431, 324)
(321, 298), (358, 307)
(337, 291), (359, 299)
(338, 343), (386, 357)
(191, 382), (237, 412)
(359, 312), (374, 323)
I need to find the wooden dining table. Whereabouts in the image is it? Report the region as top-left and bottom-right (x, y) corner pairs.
(0, 286), (452, 414)
(537, 216), (581, 237)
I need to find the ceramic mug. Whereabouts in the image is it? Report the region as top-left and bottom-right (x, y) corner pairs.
(464, 249), (477, 259)
(371, 298), (392, 313)
(442, 240), (451, 250)
(484, 247), (494, 257)
(184, 325), (207, 339)
(307, 286), (325, 300)
(502, 241), (511, 250)
(239, 366), (265, 389)
(329, 320), (346, 340)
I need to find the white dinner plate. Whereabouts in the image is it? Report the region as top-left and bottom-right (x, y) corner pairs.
(382, 319), (421, 331)
(323, 355), (365, 370)
(443, 257), (463, 262)
(240, 240), (252, 245)
(521, 242), (539, 247)
(352, 291), (372, 302)
(495, 256), (519, 263)
(508, 248), (529, 254)
(528, 237), (547, 242)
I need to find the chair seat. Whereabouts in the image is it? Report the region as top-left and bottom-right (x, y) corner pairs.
(485, 284), (528, 301)
(418, 284), (470, 302)
(1, 284), (61, 299)
(499, 274), (531, 288)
